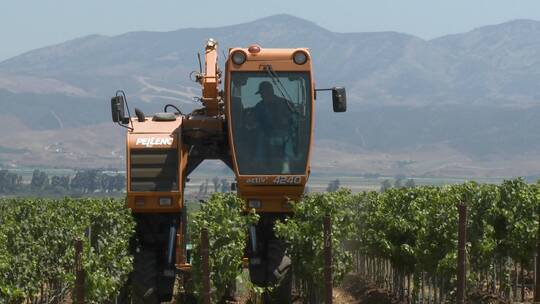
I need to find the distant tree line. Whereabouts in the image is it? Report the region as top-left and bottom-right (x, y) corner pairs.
(380, 175), (416, 192)
(326, 179), (341, 192)
(196, 177), (231, 199)
(0, 170), (23, 193)
(0, 169), (125, 196)
(1, 168), (419, 197)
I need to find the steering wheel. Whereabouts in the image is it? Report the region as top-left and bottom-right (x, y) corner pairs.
(164, 104), (182, 115)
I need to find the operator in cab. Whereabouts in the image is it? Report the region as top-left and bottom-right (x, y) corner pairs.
(252, 81), (295, 174)
(253, 81), (293, 136)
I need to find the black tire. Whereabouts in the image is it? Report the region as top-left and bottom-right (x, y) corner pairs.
(115, 278), (131, 304)
(263, 240), (292, 304)
(158, 275), (175, 302)
(131, 249), (160, 304)
(264, 264), (292, 304)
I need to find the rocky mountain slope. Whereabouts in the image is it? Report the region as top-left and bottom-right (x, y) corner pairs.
(1, 14), (539, 177)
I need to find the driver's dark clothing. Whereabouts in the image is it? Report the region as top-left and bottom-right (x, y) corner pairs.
(250, 93), (294, 174)
(252, 95), (292, 137)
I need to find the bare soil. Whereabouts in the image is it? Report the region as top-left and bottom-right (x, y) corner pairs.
(333, 274), (403, 304)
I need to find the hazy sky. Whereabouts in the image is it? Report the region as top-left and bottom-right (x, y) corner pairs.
(2, 0), (540, 61)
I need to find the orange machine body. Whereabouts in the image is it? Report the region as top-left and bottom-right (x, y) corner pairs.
(126, 117), (185, 213)
(124, 44), (314, 214)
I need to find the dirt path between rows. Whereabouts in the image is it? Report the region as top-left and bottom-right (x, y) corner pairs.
(333, 274), (511, 304)
(333, 273), (402, 304)
(170, 273), (400, 303)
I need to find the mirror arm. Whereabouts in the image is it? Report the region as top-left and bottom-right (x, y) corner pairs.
(314, 88), (333, 100)
(117, 119), (134, 131)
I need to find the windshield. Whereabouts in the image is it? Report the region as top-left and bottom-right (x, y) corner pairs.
(230, 71), (312, 175)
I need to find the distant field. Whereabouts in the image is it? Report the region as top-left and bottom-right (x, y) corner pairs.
(183, 165), (511, 193)
(306, 174), (508, 192)
(2, 163), (518, 198)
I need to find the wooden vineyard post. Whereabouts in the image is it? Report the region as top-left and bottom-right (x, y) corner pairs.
(74, 239), (85, 304)
(324, 215), (333, 304)
(457, 202), (467, 304)
(535, 210), (540, 301)
(201, 228), (211, 304)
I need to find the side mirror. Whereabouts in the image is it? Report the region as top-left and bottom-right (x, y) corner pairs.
(111, 96), (128, 123)
(332, 87), (347, 112)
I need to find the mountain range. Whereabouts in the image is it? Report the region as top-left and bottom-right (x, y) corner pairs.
(1, 14), (540, 178)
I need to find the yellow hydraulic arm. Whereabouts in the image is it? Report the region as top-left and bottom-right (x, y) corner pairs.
(197, 39), (221, 117)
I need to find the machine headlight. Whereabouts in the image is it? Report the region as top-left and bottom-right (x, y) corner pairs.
(248, 199), (262, 209)
(159, 197), (172, 206)
(293, 51), (308, 65)
(135, 197), (145, 206)
(231, 50), (247, 65)
(248, 44), (261, 54)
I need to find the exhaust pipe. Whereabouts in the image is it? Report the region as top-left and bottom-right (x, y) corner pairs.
(249, 225), (257, 254)
(167, 220), (177, 266)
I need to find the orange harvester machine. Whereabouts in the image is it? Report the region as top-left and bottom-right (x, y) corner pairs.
(110, 39), (346, 303)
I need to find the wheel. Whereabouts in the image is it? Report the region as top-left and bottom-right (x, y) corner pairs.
(263, 240), (292, 304)
(130, 213), (179, 303)
(247, 215), (293, 304)
(249, 239), (293, 304)
(131, 248), (176, 303)
(131, 248), (160, 304)
(157, 273), (175, 302)
(115, 278), (131, 304)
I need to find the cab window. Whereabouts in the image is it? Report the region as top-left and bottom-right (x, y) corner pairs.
(230, 71), (311, 175)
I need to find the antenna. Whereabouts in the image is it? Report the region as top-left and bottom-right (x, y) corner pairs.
(197, 52), (202, 73)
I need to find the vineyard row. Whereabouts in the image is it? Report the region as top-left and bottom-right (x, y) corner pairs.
(1, 178), (538, 303)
